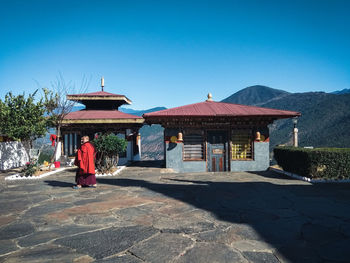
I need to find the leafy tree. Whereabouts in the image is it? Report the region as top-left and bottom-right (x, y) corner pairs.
(93, 134), (127, 173)
(0, 90), (54, 160)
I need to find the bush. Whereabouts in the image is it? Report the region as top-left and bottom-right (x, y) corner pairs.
(274, 146), (350, 180)
(21, 161), (38, 177)
(38, 152), (52, 164)
(93, 134), (127, 173)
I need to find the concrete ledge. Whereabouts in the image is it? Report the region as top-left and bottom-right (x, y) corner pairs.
(5, 165), (127, 181)
(95, 166), (126, 177)
(5, 167), (68, 181)
(270, 167), (350, 183)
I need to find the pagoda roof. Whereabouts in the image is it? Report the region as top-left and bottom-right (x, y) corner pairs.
(62, 110), (144, 124)
(67, 91), (132, 105)
(143, 100), (301, 119)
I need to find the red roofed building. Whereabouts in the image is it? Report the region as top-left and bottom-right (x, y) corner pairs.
(143, 93), (300, 172)
(61, 79), (144, 164)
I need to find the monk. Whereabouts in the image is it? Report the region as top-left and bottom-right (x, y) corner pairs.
(73, 135), (97, 189)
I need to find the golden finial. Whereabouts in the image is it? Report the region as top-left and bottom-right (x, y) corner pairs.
(206, 93), (213, 101)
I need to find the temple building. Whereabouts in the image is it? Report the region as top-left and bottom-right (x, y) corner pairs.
(143, 94), (300, 173)
(61, 78), (144, 164)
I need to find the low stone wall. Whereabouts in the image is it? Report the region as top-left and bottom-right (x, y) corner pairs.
(230, 142), (270, 172)
(0, 142), (29, 170)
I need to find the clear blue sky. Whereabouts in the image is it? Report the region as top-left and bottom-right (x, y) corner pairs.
(0, 0), (349, 109)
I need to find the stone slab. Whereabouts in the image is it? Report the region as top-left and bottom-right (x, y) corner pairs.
(0, 244), (89, 263)
(0, 240), (18, 255)
(95, 254), (143, 263)
(175, 243), (246, 263)
(55, 225), (158, 259)
(0, 222), (35, 240)
(242, 251), (280, 263)
(130, 233), (193, 262)
(18, 225), (98, 247)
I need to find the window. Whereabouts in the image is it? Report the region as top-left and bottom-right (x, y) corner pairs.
(232, 130), (253, 160)
(183, 133), (204, 160)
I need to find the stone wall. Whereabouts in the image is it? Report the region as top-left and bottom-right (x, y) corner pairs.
(165, 141), (206, 173)
(230, 142), (270, 172)
(0, 142), (29, 170)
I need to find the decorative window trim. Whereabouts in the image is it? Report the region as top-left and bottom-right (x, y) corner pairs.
(231, 130), (253, 161)
(183, 132), (205, 161)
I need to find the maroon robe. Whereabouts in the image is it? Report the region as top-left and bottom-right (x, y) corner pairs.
(74, 141), (96, 186)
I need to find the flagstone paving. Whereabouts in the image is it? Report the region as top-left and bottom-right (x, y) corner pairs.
(0, 163), (350, 262)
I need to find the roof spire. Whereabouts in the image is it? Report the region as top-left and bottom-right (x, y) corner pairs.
(206, 93), (213, 102)
(101, 77), (104, 91)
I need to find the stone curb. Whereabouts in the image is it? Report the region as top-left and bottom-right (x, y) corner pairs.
(95, 166), (126, 177)
(4, 167), (69, 181)
(5, 165), (127, 181)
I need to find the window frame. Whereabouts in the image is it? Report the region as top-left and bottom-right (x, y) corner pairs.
(231, 129), (254, 161)
(182, 130), (205, 161)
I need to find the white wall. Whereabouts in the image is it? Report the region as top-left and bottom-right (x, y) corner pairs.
(0, 142), (29, 170)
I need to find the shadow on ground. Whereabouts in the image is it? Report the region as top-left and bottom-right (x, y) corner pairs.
(44, 180), (75, 188)
(129, 160), (164, 168)
(97, 172), (350, 263)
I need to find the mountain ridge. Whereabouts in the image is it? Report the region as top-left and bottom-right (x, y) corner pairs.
(221, 85), (290, 106)
(221, 86), (350, 149)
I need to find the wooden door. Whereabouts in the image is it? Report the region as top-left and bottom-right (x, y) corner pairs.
(207, 131), (227, 172)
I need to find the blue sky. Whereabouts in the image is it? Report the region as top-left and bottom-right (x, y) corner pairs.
(0, 0), (349, 109)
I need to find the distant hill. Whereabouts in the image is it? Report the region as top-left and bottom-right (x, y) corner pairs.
(119, 107), (166, 116)
(119, 107), (166, 160)
(221, 85), (290, 105)
(221, 86), (350, 150)
(331, 88), (350, 94)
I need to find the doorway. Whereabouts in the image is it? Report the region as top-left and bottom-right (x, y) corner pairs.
(207, 131), (228, 172)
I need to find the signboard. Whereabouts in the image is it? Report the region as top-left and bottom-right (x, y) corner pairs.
(212, 149), (224, 154)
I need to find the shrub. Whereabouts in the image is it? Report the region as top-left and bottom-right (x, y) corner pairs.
(38, 152), (52, 164)
(21, 161), (38, 177)
(274, 146), (350, 180)
(93, 134), (127, 173)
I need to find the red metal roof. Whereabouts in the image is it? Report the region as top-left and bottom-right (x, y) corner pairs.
(67, 91), (124, 97)
(64, 110), (143, 120)
(143, 101), (301, 118)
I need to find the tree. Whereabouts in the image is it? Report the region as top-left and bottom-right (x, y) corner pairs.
(0, 90), (54, 160)
(42, 73), (90, 162)
(93, 134), (128, 173)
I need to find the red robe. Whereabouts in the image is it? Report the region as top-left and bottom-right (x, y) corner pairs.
(75, 142), (96, 185)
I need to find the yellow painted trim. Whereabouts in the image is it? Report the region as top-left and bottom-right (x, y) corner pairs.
(62, 118), (144, 124)
(67, 95), (132, 104)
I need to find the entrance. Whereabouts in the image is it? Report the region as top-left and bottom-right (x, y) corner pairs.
(207, 131), (228, 172)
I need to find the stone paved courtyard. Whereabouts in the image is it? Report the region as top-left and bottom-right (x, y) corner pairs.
(0, 162), (350, 262)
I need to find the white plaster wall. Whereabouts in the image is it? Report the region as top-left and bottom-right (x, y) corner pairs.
(0, 142), (29, 170)
(55, 142), (62, 161)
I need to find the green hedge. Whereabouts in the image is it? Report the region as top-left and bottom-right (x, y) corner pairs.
(273, 146), (350, 180)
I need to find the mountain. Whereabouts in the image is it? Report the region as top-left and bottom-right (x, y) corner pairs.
(221, 86), (350, 150)
(119, 107), (166, 160)
(118, 107), (165, 160)
(331, 88), (350, 94)
(119, 107), (166, 116)
(221, 85), (290, 105)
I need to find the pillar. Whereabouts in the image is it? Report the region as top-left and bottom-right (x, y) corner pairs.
(293, 127), (298, 147)
(134, 133), (141, 161)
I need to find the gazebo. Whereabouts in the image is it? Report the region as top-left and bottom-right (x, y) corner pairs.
(143, 94), (300, 172)
(61, 78), (144, 164)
